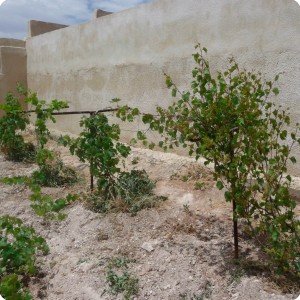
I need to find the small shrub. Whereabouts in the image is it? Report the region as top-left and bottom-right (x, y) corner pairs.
(86, 170), (166, 214)
(103, 257), (139, 300)
(0, 87), (36, 162)
(32, 150), (77, 187)
(0, 274), (32, 300)
(59, 113), (131, 194)
(0, 216), (49, 299)
(24, 91), (76, 187)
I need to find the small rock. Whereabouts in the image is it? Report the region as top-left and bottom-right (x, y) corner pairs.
(141, 242), (155, 252)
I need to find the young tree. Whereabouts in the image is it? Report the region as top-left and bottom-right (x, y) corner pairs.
(118, 44), (300, 274)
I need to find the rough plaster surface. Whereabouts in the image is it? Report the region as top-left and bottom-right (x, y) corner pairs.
(28, 20), (68, 38)
(26, 0), (300, 174)
(0, 38), (25, 48)
(0, 42), (27, 115)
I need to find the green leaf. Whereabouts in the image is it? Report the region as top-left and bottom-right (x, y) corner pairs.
(142, 114), (154, 124)
(280, 130), (287, 140)
(290, 156), (297, 164)
(165, 76), (172, 88)
(271, 230), (278, 241)
(111, 98), (121, 103)
(216, 181), (224, 190)
(137, 131), (146, 140)
(130, 138), (137, 145)
(224, 191), (232, 202)
(172, 88), (177, 97)
(272, 87), (279, 96)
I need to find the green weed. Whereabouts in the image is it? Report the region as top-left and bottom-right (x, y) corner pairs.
(86, 170), (166, 214)
(103, 257), (139, 300)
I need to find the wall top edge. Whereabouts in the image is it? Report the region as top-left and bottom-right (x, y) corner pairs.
(0, 38), (25, 47)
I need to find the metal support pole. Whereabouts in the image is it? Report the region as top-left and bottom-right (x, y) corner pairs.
(233, 199), (239, 259)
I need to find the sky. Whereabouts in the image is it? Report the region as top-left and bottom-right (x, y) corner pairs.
(0, 0), (154, 39)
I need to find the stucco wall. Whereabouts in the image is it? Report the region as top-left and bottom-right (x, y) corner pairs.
(26, 0), (300, 174)
(0, 38), (27, 115)
(28, 20), (68, 38)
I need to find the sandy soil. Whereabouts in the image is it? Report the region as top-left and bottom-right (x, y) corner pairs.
(0, 141), (299, 300)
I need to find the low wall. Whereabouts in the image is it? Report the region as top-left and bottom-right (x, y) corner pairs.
(28, 20), (68, 38)
(0, 38), (27, 115)
(26, 0), (300, 175)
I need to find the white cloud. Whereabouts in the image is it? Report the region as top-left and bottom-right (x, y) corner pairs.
(0, 0), (153, 39)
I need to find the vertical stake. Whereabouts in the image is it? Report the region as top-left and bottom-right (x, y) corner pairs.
(89, 112), (94, 192)
(90, 171), (94, 191)
(230, 129), (239, 260)
(233, 199), (239, 259)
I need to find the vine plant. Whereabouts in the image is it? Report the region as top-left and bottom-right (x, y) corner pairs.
(59, 113), (132, 196)
(0, 216), (49, 299)
(0, 85), (35, 162)
(25, 92), (77, 187)
(117, 45), (300, 275)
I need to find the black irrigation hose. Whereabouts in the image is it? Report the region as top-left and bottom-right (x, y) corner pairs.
(24, 108), (118, 115)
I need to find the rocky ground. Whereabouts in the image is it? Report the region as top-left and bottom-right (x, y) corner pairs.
(0, 138), (299, 300)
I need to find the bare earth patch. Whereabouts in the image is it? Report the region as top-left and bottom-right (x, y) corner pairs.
(0, 141), (299, 300)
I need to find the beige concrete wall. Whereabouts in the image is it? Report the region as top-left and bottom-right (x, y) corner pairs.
(92, 9), (112, 19)
(0, 38), (25, 48)
(0, 39), (27, 115)
(28, 20), (68, 37)
(26, 0), (300, 175)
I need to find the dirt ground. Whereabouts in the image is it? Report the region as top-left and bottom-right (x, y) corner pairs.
(0, 139), (299, 300)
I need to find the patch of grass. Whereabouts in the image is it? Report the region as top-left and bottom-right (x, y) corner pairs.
(1, 141), (36, 163)
(194, 181), (206, 190)
(131, 157), (139, 165)
(183, 203), (192, 215)
(103, 256), (139, 300)
(182, 175), (190, 182)
(32, 159), (78, 187)
(86, 170), (166, 215)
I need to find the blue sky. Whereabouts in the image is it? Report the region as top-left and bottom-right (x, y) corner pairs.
(0, 0), (154, 39)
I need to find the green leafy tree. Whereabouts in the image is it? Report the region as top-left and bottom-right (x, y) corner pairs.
(117, 44), (300, 274)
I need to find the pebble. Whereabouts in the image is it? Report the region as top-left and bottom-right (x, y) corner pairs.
(141, 242), (155, 252)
